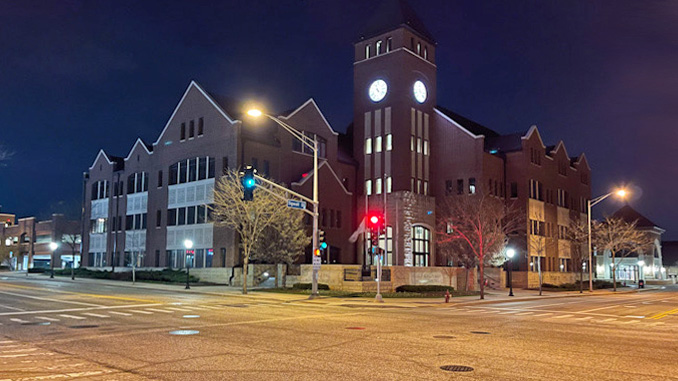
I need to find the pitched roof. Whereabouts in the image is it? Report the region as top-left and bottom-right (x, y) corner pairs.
(435, 106), (499, 138)
(358, 0), (435, 43)
(611, 205), (661, 229)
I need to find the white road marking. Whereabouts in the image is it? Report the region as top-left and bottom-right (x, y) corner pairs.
(625, 315), (645, 319)
(129, 310), (153, 315)
(0, 340), (15, 344)
(0, 303), (162, 317)
(497, 311), (520, 315)
(108, 311), (132, 316)
(184, 306), (210, 311)
(59, 314), (86, 320)
(0, 303), (26, 311)
(166, 307), (192, 312)
(145, 308), (174, 313)
(600, 318), (617, 323)
(82, 313), (110, 318)
(9, 318), (29, 324)
(515, 312), (533, 316)
(0, 290), (102, 307)
(574, 316), (593, 321)
(533, 313), (553, 317)
(578, 305), (622, 313)
(622, 320), (639, 325)
(552, 314), (574, 319)
(36, 316), (60, 322)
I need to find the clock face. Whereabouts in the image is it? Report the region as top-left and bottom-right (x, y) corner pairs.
(368, 79), (388, 102)
(413, 80), (427, 103)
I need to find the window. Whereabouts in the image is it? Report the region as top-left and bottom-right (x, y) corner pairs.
(386, 134), (392, 151)
(156, 210), (161, 227)
(410, 37), (414, 51)
(417, 42), (421, 55)
(127, 172), (148, 194)
(386, 176), (392, 193)
(510, 182), (518, 198)
(530, 148), (542, 165)
(417, 179), (422, 194)
(158, 171), (163, 187)
(125, 213), (147, 230)
(410, 136), (415, 151)
(292, 131), (327, 158)
(222, 157), (228, 175)
(530, 180), (543, 201)
(416, 137), (421, 153)
(469, 178), (476, 194)
(90, 218), (107, 233)
(413, 226), (430, 267)
(530, 219), (545, 236)
(91, 180), (109, 200)
(423, 140), (429, 155)
(198, 117), (204, 136)
(445, 180), (453, 195)
(180, 123), (186, 140)
(365, 44), (371, 59)
(376, 178), (382, 194)
(424, 46), (428, 60)
(167, 209), (177, 226)
(376, 40), (382, 55)
(375, 136), (382, 153)
(386, 37), (392, 52)
(189, 120), (195, 138)
(365, 138), (372, 154)
(262, 160), (270, 177)
(366, 179), (372, 196)
(424, 181), (428, 195)
(169, 157), (215, 185)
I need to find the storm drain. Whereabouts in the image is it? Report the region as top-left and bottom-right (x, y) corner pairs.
(169, 330), (199, 335)
(470, 331), (490, 335)
(22, 322), (50, 326)
(433, 335), (455, 339)
(69, 325), (99, 329)
(440, 365), (474, 372)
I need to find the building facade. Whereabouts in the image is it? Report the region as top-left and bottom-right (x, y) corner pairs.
(81, 1), (591, 277)
(0, 213), (81, 271)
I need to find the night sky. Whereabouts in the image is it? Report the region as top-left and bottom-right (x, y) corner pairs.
(1, 1), (676, 238)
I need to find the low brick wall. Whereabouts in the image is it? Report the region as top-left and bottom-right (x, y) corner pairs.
(512, 271), (576, 288)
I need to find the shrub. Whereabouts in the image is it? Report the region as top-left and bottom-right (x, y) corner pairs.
(51, 268), (198, 283)
(395, 285), (454, 293)
(292, 282), (330, 290)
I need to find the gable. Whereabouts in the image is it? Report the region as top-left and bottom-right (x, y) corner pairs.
(280, 98), (338, 137)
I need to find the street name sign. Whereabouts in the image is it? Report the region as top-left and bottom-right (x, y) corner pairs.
(287, 199), (307, 210)
(312, 256), (321, 270)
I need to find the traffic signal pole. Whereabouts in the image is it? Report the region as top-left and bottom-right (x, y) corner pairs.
(311, 138), (319, 299)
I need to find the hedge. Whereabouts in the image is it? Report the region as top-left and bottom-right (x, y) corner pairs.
(395, 285), (454, 293)
(51, 268), (199, 283)
(292, 282), (330, 290)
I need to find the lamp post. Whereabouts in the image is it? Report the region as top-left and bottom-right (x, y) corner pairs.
(247, 108), (320, 298)
(587, 188), (627, 292)
(184, 239), (193, 290)
(506, 248), (515, 297)
(637, 260), (645, 283)
(49, 242), (59, 279)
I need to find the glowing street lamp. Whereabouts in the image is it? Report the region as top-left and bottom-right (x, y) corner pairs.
(247, 107), (321, 298)
(49, 242), (59, 279)
(587, 188), (628, 292)
(506, 248), (515, 297)
(184, 239), (193, 290)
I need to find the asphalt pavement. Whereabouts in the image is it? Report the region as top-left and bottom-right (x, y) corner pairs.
(0, 273), (676, 380)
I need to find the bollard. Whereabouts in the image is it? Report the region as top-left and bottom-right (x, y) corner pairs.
(445, 290), (450, 303)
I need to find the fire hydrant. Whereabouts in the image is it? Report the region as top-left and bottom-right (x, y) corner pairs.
(445, 290), (451, 303)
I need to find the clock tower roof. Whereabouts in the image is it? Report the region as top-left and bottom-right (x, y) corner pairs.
(358, 0), (435, 44)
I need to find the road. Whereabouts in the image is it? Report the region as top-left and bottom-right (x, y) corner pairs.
(0, 275), (676, 380)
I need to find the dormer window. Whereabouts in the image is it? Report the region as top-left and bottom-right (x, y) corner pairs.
(424, 46), (428, 60)
(386, 37), (392, 52)
(365, 44), (371, 59)
(376, 40), (382, 55)
(417, 42), (421, 55)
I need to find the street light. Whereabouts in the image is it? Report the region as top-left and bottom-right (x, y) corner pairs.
(587, 188), (628, 292)
(506, 248), (515, 297)
(184, 239), (193, 290)
(49, 242), (59, 279)
(247, 108), (320, 298)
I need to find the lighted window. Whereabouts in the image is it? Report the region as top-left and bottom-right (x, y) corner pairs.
(386, 134), (392, 151)
(417, 179), (422, 193)
(375, 136), (382, 153)
(423, 140), (429, 155)
(376, 178), (382, 194)
(365, 44), (371, 59)
(417, 137), (421, 153)
(417, 42), (421, 55)
(424, 181), (428, 195)
(376, 40), (382, 55)
(366, 179), (372, 196)
(413, 225), (431, 267)
(386, 176), (392, 193)
(424, 46), (428, 60)
(410, 136), (415, 151)
(365, 138), (372, 154)
(469, 178), (476, 194)
(386, 37), (392, 52)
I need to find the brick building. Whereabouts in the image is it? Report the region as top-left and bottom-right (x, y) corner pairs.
(81, 0), (591, 277)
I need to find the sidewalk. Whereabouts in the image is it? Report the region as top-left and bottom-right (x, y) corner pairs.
(0, 271), (662, 307)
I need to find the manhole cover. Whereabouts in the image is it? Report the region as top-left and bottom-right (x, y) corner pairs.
(183, 315), (200, 319)
(345, 327), (365, 330)
(440, 365), (474, 372)
(22, 322), (50, 326)
(470, 331), (490, 335)
(69, 325), (99, 329)
(170, 330), (199, 335)
(433, 335), (455, 339)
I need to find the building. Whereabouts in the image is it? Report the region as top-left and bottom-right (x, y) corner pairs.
(81, 0), (591, 281)
(661, 241), (678, 281)
(594, 205), (666, 281)
(0, 213), (81, 271)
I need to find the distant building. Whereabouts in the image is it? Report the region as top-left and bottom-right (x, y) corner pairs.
(0, 214), (81, 271)
(81, 0), (591, 283)
(594, 205), (666, 281)
(661, 241), (678, 280)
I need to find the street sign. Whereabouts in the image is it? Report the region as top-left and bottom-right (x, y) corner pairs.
(312, 256), (321, 270)
(287, 199), (307, 210)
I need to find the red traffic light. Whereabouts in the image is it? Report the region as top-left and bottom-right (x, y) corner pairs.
(370, 215), (379, 224)
(366, 212), (384, 230)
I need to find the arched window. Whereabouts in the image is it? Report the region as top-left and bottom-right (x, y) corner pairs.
(413, 225), (430, 267)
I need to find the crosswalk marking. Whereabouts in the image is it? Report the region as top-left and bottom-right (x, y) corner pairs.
(622, 320), (639, 325)
(129, 310), (153, 315)
(82, 313), (110, 318)
(108, 311), (133, 316)
(574, 316), (593, 321)
(145, 308), (174, 314)
(59, 314), (86, 320)
(600, 318), (617, 323)
(515, 312), (533, 316)
(166, 307), (192, 312)
(9, 318), (29, 324)
(36, 317), (60, 322)
(533, 313), (553, 317)
(184, 306), (210, 311)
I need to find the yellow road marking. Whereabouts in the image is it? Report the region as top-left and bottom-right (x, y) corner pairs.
(0, 282), (162, 303)
(648, 308), (678, 320)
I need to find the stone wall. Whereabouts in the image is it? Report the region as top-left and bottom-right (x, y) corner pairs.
(512, 271), (576, 288)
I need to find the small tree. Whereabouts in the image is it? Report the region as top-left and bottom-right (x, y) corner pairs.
(437, 192), (524, 299)
(212, 169), (305, 294)
(593, 217), (653, 291)
(568, 219), (589, 293)
(252, 207), (310, 287)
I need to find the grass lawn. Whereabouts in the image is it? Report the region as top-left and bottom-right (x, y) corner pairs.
(256, 288), (480, 298)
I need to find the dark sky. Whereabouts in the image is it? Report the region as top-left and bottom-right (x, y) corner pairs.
(1, 1), (677, 238)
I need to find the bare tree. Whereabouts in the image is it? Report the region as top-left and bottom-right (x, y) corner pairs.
(593, 217), (654, 291)
(212, 169), (305, 294)
(252, 207), (311, 287)
(439, 238), (477, 291)
(437, 192), (524, 299)
(527, 223), (556, 296)
(0, 242), (22, 270)
(568, 219), (589, 293)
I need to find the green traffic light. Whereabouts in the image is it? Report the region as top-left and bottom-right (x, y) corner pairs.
(320, 242), (328, 249)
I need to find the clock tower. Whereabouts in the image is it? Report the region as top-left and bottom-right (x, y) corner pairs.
(353, 0), (438, 267)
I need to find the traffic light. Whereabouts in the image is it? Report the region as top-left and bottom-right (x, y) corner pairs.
(319, 229), (327, 250)
(366, 212), (384, 247)
(314, 248), (321, 256)
(240, 166), (257, 201)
